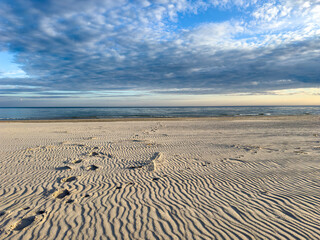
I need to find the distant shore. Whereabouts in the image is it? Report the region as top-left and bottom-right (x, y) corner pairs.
(0, 114), (318, 123)
(1, 106), (319, 122)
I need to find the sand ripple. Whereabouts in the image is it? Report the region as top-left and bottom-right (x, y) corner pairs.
(0, 117), (320, 239)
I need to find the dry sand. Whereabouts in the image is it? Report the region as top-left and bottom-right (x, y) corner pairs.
(0, 116), (320, 239)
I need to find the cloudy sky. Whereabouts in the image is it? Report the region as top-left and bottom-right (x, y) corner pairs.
(0, 0), (320, 107)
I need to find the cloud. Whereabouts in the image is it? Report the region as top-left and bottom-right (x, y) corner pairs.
(0, 0), (319, 101)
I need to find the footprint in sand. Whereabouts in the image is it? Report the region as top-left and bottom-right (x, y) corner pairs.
(55, 166), (72, 171)
(62, 176), (77, 183)
(128, 165), (143, 169)
(227, 158), (247, 163)
(52, 189), (70, 199)
(72, 159), (82, 164)
(146, 143), (155, 146)
(294, 150), (308, 155)
(10, 216), (36, 231)
(201, 161), (211, 166)
(87, 165), (99, 171)
(10, 210), (46, 231)
(86, 137), (97, 140)
(260, 190), (268, 195)
(89, 152), (99, 156)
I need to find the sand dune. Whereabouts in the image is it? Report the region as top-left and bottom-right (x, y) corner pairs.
(0, 116), (320, 239)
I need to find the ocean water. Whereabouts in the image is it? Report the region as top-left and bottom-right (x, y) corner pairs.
(0, 106), (319, 120)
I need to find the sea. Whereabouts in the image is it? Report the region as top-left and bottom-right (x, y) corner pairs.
(0, 106), (319, 120)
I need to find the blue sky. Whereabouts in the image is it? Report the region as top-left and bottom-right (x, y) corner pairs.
(0, 52), (28, 78)
(0, 0), (320, 106)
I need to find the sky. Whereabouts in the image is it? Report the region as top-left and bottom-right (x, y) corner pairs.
(0, 0), (320, 107)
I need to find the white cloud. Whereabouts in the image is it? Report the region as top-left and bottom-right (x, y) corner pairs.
(0, 0), (319, 97)
(187, 21), (244, 48)
(0, 69), (28, 78)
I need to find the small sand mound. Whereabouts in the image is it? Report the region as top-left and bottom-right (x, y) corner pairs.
(129, 152), (164, 171)
(146, 152), (164, 171)
(52, 189), (70, 199)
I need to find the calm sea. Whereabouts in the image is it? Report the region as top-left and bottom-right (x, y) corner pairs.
(0, 106), (319, 120)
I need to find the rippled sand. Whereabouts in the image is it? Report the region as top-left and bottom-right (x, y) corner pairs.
(0, 116), (320, 239)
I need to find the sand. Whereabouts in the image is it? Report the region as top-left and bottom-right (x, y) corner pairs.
(0, 116), (320, 239)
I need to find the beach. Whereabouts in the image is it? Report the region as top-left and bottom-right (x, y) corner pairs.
(0, 116), (320, 239)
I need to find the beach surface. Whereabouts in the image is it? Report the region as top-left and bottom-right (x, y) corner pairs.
(0, 116), (320, 239)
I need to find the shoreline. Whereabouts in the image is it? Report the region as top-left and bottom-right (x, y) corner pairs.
(0, 114), (318, 123)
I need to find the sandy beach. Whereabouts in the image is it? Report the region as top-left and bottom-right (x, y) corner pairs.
(0, 116), (320, 239)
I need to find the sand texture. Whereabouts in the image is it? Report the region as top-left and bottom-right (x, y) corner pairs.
(0, 116), (320, 239)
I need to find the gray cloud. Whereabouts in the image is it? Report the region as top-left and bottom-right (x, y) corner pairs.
(0, 0), (319, 100)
